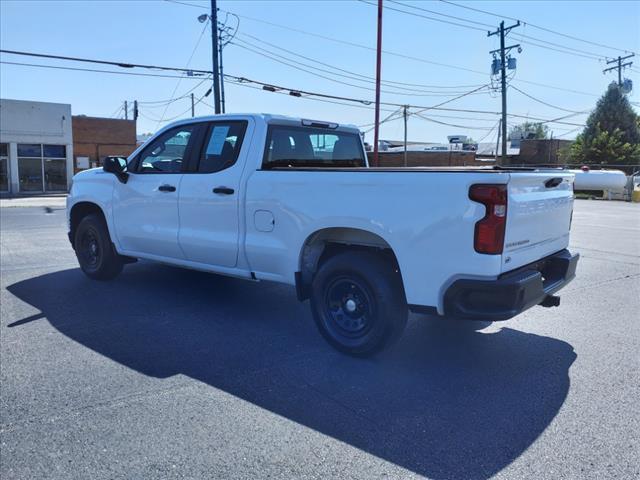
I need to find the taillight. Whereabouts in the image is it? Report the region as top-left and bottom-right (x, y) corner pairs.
(469, 184), (508, 254)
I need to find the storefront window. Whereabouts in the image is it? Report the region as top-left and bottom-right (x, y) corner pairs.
(17, 143), (67, 192)
(43, 145), (66, 158)
(0, 143), (8, 192)
(18, 157), (42, 192)
(17, 144), (42, 157)
(44, 159), (67, 191)
(44, 144), (67, 191)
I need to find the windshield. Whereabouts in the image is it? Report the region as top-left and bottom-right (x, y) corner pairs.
(262, 125), (366, 169)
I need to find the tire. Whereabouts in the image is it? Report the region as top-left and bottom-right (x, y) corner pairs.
(74, 213), (123, 280)
(310, 250), (408, 356)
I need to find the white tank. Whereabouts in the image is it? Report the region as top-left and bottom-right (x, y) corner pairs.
(569, 168), (628, 192)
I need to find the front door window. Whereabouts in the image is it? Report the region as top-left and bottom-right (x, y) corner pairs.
(135, 126), (193, 174)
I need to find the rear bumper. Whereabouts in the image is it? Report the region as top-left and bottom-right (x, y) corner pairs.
(443, 249), (579, 320)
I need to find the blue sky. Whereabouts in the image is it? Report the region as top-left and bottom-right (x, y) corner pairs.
(1, 0), (638, 144)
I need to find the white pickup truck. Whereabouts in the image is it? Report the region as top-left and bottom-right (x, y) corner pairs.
(67, 114), (579, 355)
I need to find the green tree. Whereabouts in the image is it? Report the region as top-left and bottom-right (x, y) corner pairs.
(509, 121), (549, 140)
(571, 125), (640, 165)
(571, 82), (640, 165)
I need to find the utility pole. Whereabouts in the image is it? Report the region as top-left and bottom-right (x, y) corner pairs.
(219, 32), (226, 114)
(494, 118), (501, 163)
(210, 0), (221, 114)
(488, 20), (520, 163)
(124, 100), (128, 120)
(373, 0), (383, 167)
(403, 105), (408, 167)
(603, 54), (634, 86)
(133, 100), (138, 121)
(216, 11), (239, 114)
(191, 93), (195, 117)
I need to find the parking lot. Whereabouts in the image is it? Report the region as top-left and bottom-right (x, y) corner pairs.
(0, 199), (638, 479)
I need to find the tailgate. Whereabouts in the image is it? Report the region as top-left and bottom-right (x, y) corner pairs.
(501, 171), (575, 272)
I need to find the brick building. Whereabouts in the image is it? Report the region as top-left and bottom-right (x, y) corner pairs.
(72, 116), (137, 172)
(368, 150), (485, 167)
(517, 139), (573, 166)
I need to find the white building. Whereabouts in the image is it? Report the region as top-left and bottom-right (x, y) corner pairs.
(0, 99), (74, 195)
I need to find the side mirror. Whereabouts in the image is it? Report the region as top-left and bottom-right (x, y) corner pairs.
(103, 156), (129, 183)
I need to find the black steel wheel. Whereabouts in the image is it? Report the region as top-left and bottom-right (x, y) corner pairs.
(323, 276), (375, 339)
(79, 227), (101, 269)
(74, 213), (123, 280)
(310, 250), (408, 356)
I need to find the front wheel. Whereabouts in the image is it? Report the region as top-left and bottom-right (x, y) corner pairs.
(74, 213), (123, 280)
(310, 251), (408, 356)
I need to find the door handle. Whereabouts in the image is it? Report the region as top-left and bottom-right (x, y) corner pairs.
(158, 184), (176, 192)
(213, 187), (234, 195)
(544, 177), (563, 188)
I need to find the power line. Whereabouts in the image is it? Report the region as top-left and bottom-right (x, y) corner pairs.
(475, 119), (502, 143)
(164, 0), (205, 8)
(223, 74), (586, 125)
(387, 0), (493, 29)
(0, 56), (586, 127)
(510, 85), (586, 113)
(439, 0), (637, 56)
(538, 110), (589, 126)
(413, 112), (495, 131)
(0, 48), (211, 76)
(516, 38), (602, 61)
(157, 17), (210, 127)
(410, 85), (490, 115)
(364, 0), (607, 61)
(174, 6), (600, 96)
(225, 78), (398, 113)
(136, 78), (209, 105)
(109, 103), (124, 119)
(141, 87), (212, 124)
(0, 60), (211, 80)
(390, 0), (605, 60)
(231, 37), (492, 97)
(363, 107), (405, 133)
(229, 77), (501, 124)
(358, 0), (487, 32)
(244, 71), (585, 126)
(556, 126), (583, 138)
(232, 35), (490, 94)
(237, 32), (486, 90)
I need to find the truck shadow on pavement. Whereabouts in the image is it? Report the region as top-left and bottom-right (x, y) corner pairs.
(7, 263), (576, 480)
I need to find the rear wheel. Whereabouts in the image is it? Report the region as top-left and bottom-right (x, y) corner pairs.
(74, 213), (123, 280)
(310, 251), (408, 356)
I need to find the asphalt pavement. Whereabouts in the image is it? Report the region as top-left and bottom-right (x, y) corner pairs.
(1, 200), (638, 480)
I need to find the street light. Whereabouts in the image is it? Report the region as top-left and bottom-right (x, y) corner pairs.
(195, 11), (238, 114)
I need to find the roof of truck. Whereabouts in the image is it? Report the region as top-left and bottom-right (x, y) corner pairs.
(161, 113), (360, 133)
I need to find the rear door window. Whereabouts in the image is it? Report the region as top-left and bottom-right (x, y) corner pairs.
(198, 121), (248, 173)
(262, 126), (365, 169)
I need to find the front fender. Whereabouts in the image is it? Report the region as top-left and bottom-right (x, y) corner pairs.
(67, 169), (118, 249)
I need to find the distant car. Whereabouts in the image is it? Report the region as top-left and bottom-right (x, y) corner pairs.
(67, 114), (579, 356)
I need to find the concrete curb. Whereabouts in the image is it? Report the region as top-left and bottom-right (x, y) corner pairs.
(0, 196), (67, 208)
